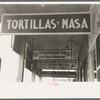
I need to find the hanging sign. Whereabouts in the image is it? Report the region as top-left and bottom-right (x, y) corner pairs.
(1, 13), (90, 34)
(36, 59), (78, 70)
(41, 71), (76, 78)
(33, 49), (71, 59)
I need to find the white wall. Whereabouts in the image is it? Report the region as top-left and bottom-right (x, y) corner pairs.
(0, 36), (19, 82)
(23, 68), (32, 82)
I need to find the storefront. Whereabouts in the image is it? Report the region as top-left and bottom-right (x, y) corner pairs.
(0, 3), (100, 82)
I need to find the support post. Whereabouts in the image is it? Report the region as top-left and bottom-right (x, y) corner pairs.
(17, 37), (26, 82)
(39, 69), (42, 82)
(31, 38), (36, 82)
(32, 71), (35, 82)
(88, 52), (94, 81)
(31, 63), (36, 82)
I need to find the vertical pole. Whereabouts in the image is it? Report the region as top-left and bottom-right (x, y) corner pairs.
(39, 69), (42, 82)
(78, 69), (81, 82)
(71, 39), (73, 60)
(76, 70), (79, 82)
(31, 63), (36, 82)
(53, 69), (55, 82)
(88, 52), (94, 81)
(17, 37), (26, 82)
(31, 38), (36, 82)
(68, 68), (70, 82)
(97, 68), (100, 81)
(84, 60), (88, 82)
(32, 71), (35, 82)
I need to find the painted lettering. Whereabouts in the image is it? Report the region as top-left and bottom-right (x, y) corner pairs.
(7, 20), (12, 29)
(81, 18), (88, 28)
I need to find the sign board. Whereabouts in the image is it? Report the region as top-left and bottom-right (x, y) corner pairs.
(36, 59), (78, 70)
(33, 49), (71, 59)
(1, 13), (90, 34)
(41, 71), (76, 78)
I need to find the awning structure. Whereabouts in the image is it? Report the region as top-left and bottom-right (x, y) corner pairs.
(0, 3), (91, 82)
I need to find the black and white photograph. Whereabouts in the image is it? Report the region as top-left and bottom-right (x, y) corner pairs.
(0, 1), (100, 98)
